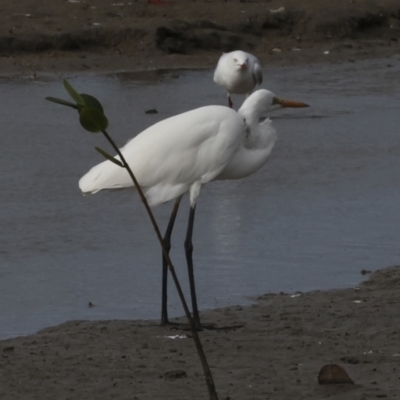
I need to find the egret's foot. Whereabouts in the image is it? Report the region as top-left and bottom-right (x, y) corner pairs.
(160, 318), (181, 327)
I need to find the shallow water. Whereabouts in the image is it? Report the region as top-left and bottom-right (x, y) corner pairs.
(0, 56), (399, 339)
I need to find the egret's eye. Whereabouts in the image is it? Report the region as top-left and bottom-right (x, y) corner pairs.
(272, 97), (280, 105)
(233, 58), (237, 62)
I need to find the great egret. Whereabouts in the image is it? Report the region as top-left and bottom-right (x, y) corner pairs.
(79, 89), (308, 329)
(213, 50), (263, 108)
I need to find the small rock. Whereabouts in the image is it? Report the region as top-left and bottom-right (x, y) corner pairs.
(164, 370), (187, 380)
(318, 364), (354, 384)
(361, 269), (371, 275)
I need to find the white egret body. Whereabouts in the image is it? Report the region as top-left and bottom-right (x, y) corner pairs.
(79, 89), (308, 328)
(213, 50), (263, 108)
(80, 106), (244, 206)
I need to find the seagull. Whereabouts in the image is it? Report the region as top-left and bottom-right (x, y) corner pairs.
(79, 89), (308, 329)
(213, 50), (263, 108)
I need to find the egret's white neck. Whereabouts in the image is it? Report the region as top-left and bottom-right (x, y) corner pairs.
(238, 104), (259, 127)
(238, 89), (274, 126)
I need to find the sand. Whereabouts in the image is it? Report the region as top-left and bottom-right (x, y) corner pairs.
(1, 1), (399, 399)
(1, 267), (399, 399)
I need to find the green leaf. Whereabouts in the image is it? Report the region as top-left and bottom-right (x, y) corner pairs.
(63, 80), (85, 106)
(95, 147), (124, 167)
(45, 97), (79, 109)
(79, 107), (109, 133)
(80, 94), (104, 114)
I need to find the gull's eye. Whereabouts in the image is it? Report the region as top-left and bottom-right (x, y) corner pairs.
(233, 58), (237, 62)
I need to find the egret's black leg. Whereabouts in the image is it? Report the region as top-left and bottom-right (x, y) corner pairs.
(161, 196), (182, 325)
(184, 204), (201, 329)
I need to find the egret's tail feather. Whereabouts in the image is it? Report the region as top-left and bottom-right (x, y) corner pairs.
(79, 159), (134, 195)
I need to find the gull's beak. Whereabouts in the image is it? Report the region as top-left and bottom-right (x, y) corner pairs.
(274, 97), (309, 108)
(240, 63), (248, 71)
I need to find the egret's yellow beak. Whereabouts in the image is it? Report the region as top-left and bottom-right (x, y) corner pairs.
(273, 97), (309, 108)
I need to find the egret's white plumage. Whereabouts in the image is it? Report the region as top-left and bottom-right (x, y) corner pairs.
(79, 89), (308, 328)
(79, 106), (244, 206)
(213, 50), (263, 107)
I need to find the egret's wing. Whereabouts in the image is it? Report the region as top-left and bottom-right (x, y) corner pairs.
(253, 62), (263, 85)
(79, 106), (243, 206)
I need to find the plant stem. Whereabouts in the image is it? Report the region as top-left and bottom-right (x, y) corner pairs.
(101, 129), (218, 400)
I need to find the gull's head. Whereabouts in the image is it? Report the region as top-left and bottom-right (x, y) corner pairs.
(230, 50), (249, 72)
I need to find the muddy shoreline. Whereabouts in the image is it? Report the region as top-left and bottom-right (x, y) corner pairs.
(0, 0), (399, 75)
(1, 267), (400, 399)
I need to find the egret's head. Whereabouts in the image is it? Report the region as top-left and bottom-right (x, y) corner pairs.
(239, 89), (309, 120)
(271, 94), (309, 111)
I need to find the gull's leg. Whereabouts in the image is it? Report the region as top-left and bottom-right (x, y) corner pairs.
(228, 93), (233, 108)
(161, 196), (182, 325)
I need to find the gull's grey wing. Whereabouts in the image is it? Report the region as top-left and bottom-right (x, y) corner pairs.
(253, 62), (263, 85)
